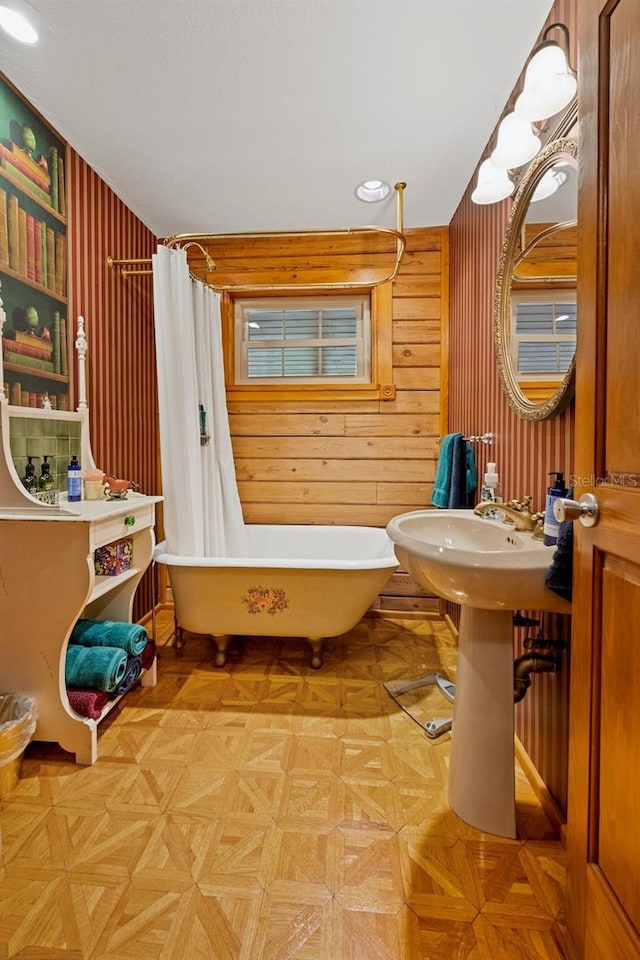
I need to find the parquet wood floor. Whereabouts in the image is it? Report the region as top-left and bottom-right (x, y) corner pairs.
(0, 611), (566, 960)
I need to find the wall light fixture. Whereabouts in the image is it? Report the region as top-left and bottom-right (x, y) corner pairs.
(472, 22), (576, 205)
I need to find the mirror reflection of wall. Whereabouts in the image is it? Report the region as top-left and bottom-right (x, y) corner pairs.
(511, 159), (577, 402)
(494, 136), (578, 421)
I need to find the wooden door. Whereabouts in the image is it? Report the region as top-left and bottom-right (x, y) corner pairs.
(566, 1), (640, 958)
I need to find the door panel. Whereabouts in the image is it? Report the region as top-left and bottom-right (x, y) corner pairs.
(599, 558), (640, 929)
(568, 1), (640, 959)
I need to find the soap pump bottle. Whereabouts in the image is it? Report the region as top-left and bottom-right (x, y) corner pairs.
(38, 455), (55, 493)
(481, 462), (501, 503)
(22, 456), (39, 496)
(543, 471), (568, 546)
(67, 454), (82, 502)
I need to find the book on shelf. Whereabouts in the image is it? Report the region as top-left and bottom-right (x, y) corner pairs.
(40, 219), (47, 287)
(46, 226), (55, 291)
(2, 337), (53, 363)
(52, 310), (61, 373)
(4, 328), (54, 353)
(18, 207), (27, 276)
(26, 213), (36, 281)
(59, 316), (68, 376)
(50, 146), (59, 212)
(4, 349), (55, 373)
(7, 192), (19, 270)
(8, 381), (21, 406)
(34, 219), (43, 285)
(0, 157), (52, 206)
(3, 337), (53, 361)
(55, 231), (65, 295)
(0, 186), (8, 268)
(57, 153), (66, 217)
(0, 142), (51, 193)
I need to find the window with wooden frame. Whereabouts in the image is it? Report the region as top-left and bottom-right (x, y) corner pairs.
(221, 284), (395, 402)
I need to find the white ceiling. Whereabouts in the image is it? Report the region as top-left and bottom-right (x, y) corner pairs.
(1, 0), (553, 238)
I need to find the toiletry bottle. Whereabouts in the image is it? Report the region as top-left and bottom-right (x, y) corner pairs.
(480, 463), (502, 519)
(21, 456), (39, 496)
(38, 455), (55, 494)
(67, 454), (82, 502)
(481, 462), (501, 503)
(543, 471), (568, 546)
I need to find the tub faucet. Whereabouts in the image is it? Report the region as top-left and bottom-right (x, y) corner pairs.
(474, 497), (541, 533)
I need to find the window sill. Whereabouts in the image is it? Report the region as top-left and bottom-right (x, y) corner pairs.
(225, 382), (396, 403)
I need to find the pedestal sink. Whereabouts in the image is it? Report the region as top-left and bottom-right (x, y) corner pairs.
(386, 509), (571, 839)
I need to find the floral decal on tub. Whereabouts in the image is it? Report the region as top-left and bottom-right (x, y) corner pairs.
(242, 586), (289, 616)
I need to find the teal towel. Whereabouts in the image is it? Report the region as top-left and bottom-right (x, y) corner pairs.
(466, 443), (477, 496)
(431, 433), (463, 507)
(71, 619), (148, 657)
(65, 645), (128, 693)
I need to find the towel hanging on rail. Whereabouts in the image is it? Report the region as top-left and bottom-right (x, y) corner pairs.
(431, 433), (477, 509)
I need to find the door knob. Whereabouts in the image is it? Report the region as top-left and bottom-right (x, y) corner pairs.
(553, 493), (599, 527)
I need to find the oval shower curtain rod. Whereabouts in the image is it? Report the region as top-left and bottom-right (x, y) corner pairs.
(106, 182), (407, 288)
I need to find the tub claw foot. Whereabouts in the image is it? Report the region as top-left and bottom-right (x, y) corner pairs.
(308, 638), (324, 669)
(212, 634), (231, 668)
(175, 626), (185, 657)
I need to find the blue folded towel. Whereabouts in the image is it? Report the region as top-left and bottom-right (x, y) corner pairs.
(431, 433), (463, 508)
(111, 656), (143, 697)
(65, 645), (128, 693)
(448, 435), (469, 508)
(545, 521), (573, 601)
(70, 619), (149, 657)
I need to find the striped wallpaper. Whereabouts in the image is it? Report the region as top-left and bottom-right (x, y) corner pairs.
(448, 0), (577, 816)
(66, 151), (159, 619)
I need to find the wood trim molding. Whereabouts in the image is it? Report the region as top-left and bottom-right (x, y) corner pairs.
(515, 735), (567, 842)
(222, 282), (395, 403)
(439, 227), (450, 438)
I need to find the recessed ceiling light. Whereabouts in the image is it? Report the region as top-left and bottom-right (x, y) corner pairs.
(355, 180), (391, 203)
(0, 3), (39, 44)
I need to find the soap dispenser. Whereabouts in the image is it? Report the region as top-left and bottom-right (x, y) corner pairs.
(481, 462), (501, 503)
(543, 471), (568, 546)
(67, 454), (82, 502)
(21, 456), (39, 496)
(38, 455), (55, 494)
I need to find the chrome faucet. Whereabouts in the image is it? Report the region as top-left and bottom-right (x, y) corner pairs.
(474, 496), (544, 538)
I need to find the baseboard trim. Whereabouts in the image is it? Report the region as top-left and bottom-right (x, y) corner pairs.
(515, 734), (566, 842)
(443, 612), (459, 638)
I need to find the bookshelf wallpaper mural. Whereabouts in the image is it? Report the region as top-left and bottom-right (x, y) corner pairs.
(0, 73), (69, 410)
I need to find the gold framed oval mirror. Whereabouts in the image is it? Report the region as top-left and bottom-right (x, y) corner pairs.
(495, 136), (578, 421)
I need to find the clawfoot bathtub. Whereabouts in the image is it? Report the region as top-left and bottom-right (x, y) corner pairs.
(154, 524), (398, 667)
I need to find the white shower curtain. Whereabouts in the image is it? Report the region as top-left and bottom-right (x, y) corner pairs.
(152, 245), (248, 556)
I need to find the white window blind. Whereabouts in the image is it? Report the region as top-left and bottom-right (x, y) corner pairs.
(234, 296), (371, 384)
(511, 293), (576, 379)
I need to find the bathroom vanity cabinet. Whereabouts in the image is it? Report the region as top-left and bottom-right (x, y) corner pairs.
(0, 314), (162, 764)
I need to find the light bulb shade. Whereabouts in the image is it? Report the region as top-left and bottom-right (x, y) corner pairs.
(491, 113), (541, 169)
(515, 42), (577, 121)
(471, 159), (514, 205)
(355, 179), (391, 202)
(0, 4), (39, 43)
(531, 167), (568, 202)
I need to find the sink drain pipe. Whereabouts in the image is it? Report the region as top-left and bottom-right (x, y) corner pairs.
(513, 652), (560, 703)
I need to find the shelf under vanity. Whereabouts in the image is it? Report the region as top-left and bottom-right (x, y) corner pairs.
(0, 315), (162, 764)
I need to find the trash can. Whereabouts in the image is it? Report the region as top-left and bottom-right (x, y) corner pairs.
(0, 694), (37, 798)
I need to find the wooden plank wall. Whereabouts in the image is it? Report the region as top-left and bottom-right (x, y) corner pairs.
(447, 0), (576, 818)
(195, 227), (448, 527)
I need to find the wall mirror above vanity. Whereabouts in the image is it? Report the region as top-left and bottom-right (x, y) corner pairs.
(495, 136), (578, 421)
